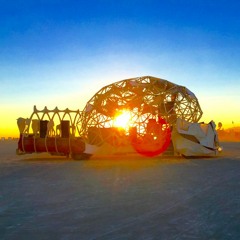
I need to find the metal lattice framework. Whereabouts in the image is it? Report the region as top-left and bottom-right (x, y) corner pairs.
(77, 76), (203, 145)
(22, 105), (82, 137)
(17, 106), (83, 155)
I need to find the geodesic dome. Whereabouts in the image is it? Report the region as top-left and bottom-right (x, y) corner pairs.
(77, 76), (203, 147)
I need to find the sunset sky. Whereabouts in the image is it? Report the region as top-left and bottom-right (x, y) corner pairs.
(1, 0), (240, 138)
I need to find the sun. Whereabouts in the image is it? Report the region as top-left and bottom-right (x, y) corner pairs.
(113, 110), (132, 130)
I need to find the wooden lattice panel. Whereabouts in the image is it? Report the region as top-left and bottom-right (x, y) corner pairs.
(77, 76), (203, 145)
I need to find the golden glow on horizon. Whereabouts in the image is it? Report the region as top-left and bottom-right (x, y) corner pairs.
(0, 106), (22, 138)
(1, 96), (240, 138)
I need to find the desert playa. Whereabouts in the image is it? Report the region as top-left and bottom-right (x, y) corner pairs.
(1, 140), (240, 239)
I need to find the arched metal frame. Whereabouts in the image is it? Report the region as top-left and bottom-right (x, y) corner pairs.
(20, 105), (82, 154)
(77, 76), (203, 146)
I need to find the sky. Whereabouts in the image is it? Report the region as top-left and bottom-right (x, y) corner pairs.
(1, 0), (240, 137)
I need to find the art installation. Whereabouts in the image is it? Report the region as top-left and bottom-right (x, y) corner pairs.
(16, 76), (221, 159)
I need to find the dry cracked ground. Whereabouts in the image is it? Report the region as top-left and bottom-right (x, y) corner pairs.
(1, 141), (240, 240)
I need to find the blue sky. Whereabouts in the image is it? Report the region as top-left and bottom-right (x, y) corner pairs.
(1, 0), (240, 136)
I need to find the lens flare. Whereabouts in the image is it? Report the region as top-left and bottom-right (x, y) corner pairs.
(113, 110), (132, 130)
(131, 117), (171, 157)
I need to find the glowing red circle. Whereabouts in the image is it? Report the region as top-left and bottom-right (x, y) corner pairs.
(131, 117), (171, 157)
